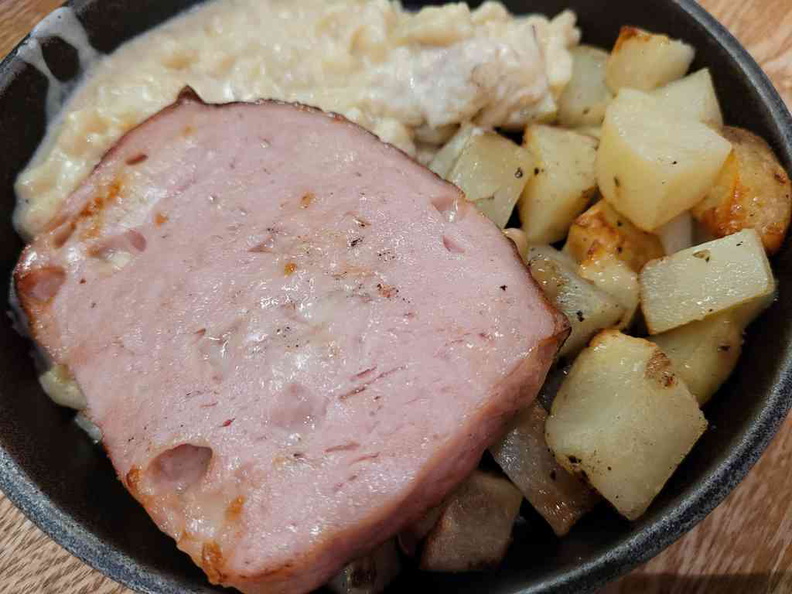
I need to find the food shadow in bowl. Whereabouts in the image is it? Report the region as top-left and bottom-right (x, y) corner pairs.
(0, 0), (790, 592)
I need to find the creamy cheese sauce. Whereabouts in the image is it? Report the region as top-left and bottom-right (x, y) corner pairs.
(14, 0), (579, 239)
(16, 7), (99, 121)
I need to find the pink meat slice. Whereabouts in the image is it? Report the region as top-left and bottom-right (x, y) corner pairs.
(15, 90), (568, 594)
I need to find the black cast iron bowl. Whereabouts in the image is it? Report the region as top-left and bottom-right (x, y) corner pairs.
(0, 0), (790, 592)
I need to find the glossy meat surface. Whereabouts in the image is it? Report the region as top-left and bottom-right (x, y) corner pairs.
(16, 91), (568, 593)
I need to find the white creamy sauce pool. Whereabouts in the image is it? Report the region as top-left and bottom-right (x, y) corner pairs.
(14, 0), (579, 239)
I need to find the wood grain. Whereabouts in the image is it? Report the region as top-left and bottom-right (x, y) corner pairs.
(0, 1), (790, 593)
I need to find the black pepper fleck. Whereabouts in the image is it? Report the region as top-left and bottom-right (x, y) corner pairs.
(693, 249), (711, 262)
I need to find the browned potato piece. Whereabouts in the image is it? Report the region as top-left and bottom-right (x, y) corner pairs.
(526, 245), (625, 357)
(596, 90), (732, 231)
(491, 403), (600, 536)
(420, 471), (523, 572)
(564, 201), (664, 272)
(519, 125), (598, 244)
(578, 247), (640, 329)
(692, 126), (792, 254)
(606, 27), (694, 92)
(447, 131), (534, 228)
(546, 330), (707, 520)
(652, 313), (743, 405)
(640, 229), (775, 334)
(429, 125), (484, 178)
(329, 540), (401, 594)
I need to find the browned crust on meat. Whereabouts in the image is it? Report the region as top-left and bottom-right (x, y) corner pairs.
(13, 255), (46, 350)
(15, 265), (65, 305)
(201, 541), (228, 584)
(13, 260), (66, 354)
(125, 467), (142, 496)
(225, 496), (246, 522)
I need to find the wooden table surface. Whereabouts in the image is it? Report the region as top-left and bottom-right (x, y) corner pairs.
(0, 1), (790, 593)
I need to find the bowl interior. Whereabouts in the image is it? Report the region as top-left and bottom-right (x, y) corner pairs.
(0, 1), (790, 593)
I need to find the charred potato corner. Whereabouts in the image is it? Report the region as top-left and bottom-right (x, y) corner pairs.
(384, 23), (791, 584)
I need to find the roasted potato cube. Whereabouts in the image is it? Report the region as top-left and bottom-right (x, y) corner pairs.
(564, 201), (664, 272)
(420, 471), (523, 572)
(655, 212), (694, 255)
(558, 45), (614, 127)
(597, 89), (732, 231)
(329, 540), (401, 594)
(39, 365), (87, 410)
(429, 125), (485, 178)
(546, 330), (707, 520)
(578, 247), (639, 329)
(651, 69), (723, 128)
(606, 26), (695, 92)
(491, 403), (599, 536)
(640, 229), (776, 334)
(527, 246), (624, 356)
(519, 125), (597, 243)
(447, 132), (534, 228)
(652, 313), (743, 405)
(692, 126), (792, 254)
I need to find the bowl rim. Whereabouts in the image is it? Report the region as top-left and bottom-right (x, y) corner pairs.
(0, 0), (790, 593)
